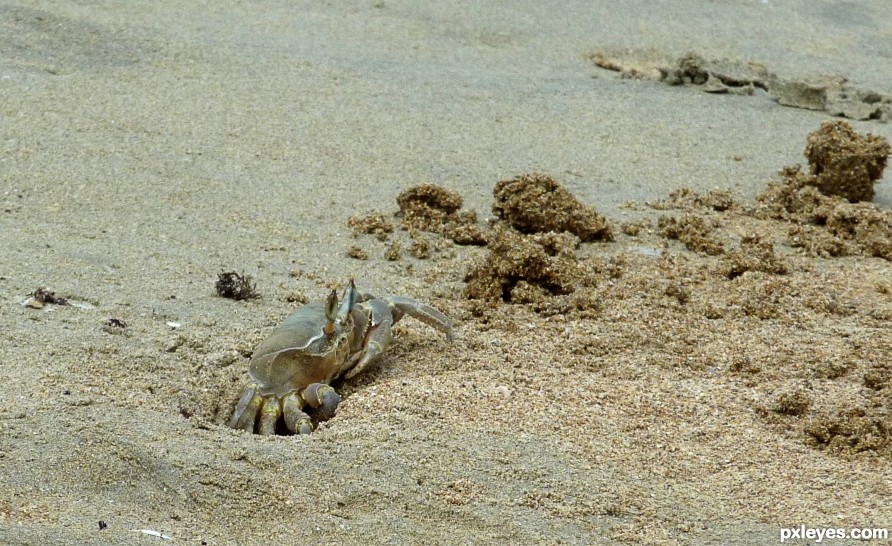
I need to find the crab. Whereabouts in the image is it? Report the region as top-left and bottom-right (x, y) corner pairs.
(229, 279), (453, 435)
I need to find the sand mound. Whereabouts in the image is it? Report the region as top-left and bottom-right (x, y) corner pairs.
(463, 175), (615, 314)
(804, 120), (889, 202)
(463, 227), (597, 303)
(397, 184), (487, 246)
(755, 122), (892, 261)
(492, 173), (613, 242)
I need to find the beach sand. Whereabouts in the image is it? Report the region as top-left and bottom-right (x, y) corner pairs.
(1, 1), (891, 544)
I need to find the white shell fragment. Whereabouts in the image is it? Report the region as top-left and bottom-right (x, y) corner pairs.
(136, 529), (175, 541)
(21, 296), (43, 309)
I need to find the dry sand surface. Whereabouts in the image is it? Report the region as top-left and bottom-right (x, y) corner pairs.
(2, 1), (892, 545)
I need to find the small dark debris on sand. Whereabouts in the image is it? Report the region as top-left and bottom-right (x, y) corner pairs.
(396, 184), (487, 245)
(102, 317), (129, 335)
(215, 271), (259, 301)
(492, 173), (612, 242)
(24, 288), (69, 309)
(106, 318), (127, 328)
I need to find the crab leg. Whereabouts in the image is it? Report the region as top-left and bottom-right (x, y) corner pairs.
(230, 383), (263, 432)
(301, 383), (342, 421)
(385, 296), (454, 342)
(258, 395), (282, 436)
(283, 392), (313, 434)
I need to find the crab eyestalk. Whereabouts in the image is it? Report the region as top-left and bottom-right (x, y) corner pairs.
(338, 279), (358, 321)
(323, 289), (338, 336)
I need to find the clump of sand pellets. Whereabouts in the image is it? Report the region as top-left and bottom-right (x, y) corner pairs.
(755, 121), (892, 261)
(464, 227), (589, 301)
(465, 173), (614, 312)
(718, 235), (788, 279)
(658, 214), (724, 255)
(396, 184), (487, 245)
(649, 187), (736, 212)
(492, 173), (613, 241)
(803, 120), (889, 202)
(347, 212), (394, 241)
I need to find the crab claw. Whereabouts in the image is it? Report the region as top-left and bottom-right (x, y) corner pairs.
(302, 383), (342, 422)
(338, 278), (358, 320)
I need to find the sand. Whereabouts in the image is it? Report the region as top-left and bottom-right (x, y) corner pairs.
(1, 1), (891, 545)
